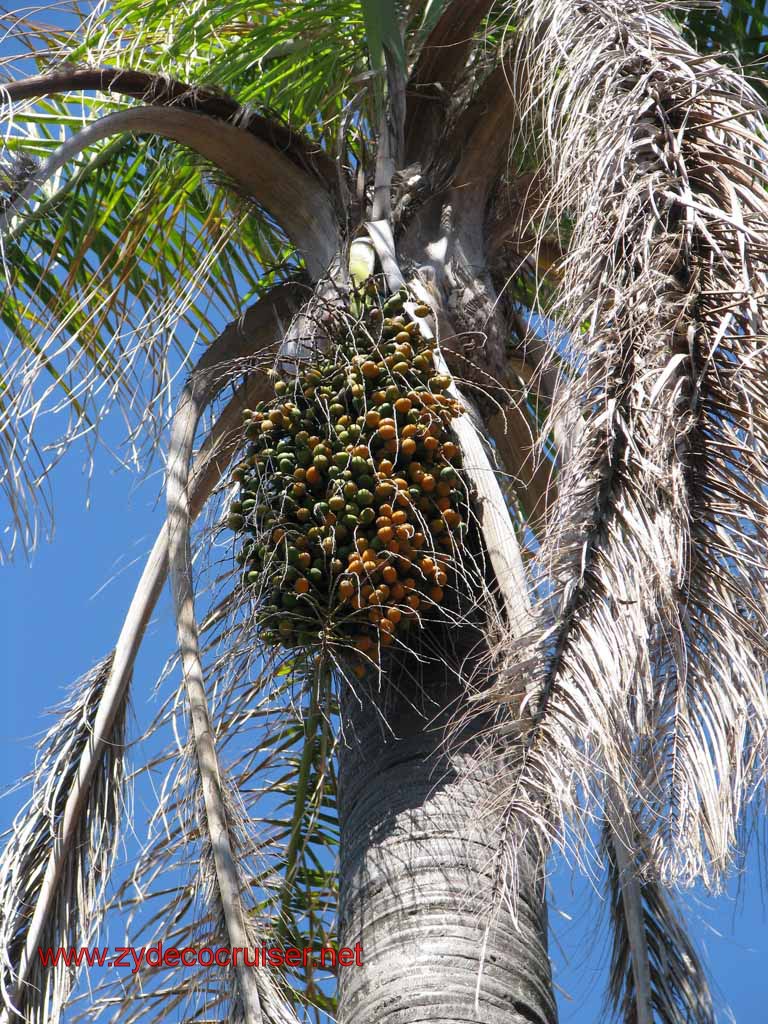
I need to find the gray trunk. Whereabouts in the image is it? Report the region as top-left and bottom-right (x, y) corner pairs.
(337, 650), (557, 1024)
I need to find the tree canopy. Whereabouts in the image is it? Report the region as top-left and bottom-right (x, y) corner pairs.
(2, 2), (768, 1023)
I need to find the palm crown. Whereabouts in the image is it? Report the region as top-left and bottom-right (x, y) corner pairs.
(2, 2), (768, 1023)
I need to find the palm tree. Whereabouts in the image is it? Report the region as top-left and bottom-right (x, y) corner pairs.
(2, 1), (768, 1022)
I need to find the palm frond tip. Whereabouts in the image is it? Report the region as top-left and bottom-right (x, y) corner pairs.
(0, 655), (124, 1024)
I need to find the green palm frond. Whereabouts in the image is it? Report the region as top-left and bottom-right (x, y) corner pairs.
(0, 87), (297, 555)
(70, 0), (372, 151)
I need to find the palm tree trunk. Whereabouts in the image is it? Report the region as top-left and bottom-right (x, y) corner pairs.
(337, 648), (557, 1024)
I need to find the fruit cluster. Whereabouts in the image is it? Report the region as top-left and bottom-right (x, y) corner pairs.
(227, 286), (467, 677)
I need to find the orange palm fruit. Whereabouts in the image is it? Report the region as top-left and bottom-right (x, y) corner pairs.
(375, 481), (396, 500)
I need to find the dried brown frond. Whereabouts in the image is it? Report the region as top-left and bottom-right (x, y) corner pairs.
(602, 797), (714, 1024)
(0, 656), (125, 1024)
(483, 0), (768, 903)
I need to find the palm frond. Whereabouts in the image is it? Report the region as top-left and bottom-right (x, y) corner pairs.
(602, 799), (714, 1024)
(0, 655), (124, 1024)
(82, 591), (340, 1024)
(0, 116), (275, 556)
(485, 0), (768, 898)
(0, 7), (331, 556)
(0, 291), (295, 1022)
(165, 283), (307, 1023)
